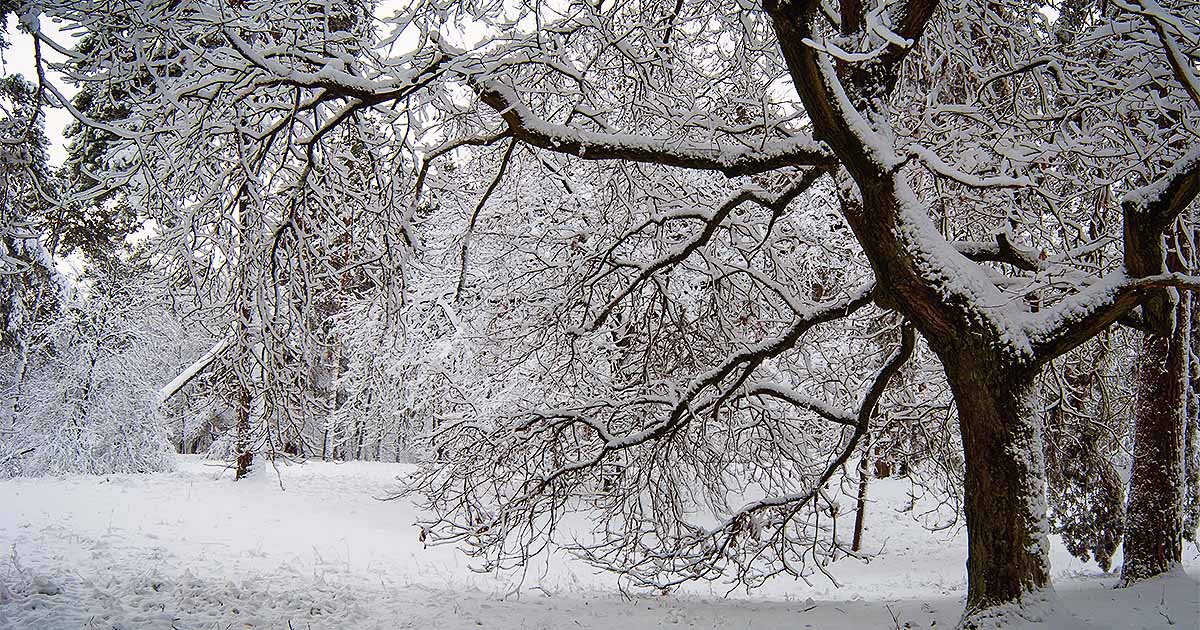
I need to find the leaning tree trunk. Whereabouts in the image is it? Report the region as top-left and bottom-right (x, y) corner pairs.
(943, 353), (1052, 622)
(1121, 308), (1188, 583)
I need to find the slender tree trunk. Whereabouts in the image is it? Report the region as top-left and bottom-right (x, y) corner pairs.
(9, 282), (52, 430)
(395, 415), (405, 463)
(851, 430), (871, 552)
(943, 354), (1052, 622)
(233, 227), (254, 481)
(234, 383), (253, 480)
(1121, 316), (1187, 583)
(1182, 219), (1200, 541)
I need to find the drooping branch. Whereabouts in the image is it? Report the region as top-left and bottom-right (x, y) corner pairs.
(156, 337), (230, 405)
(647, 321), (916, 584)
(555, 280), (875, 459)
(456, 139), (517, 301)
(413, 280), (881, 553)
(743, 383), (858, 426)
(413, 131), (512, 202)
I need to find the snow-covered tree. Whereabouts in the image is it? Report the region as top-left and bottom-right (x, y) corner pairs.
(0, 261), (186, 477)
(1042, 331), (1131, 572)
(21, 0), (1200, 625)
(31, 0), (412, 478)
(0, 9), (68, 452)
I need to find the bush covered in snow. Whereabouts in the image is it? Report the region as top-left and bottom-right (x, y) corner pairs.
(0, 266), (188, 478)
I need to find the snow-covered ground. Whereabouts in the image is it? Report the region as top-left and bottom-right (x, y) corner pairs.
(0, 456), (1195, 629)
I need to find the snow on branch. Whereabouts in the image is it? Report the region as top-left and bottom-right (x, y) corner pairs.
(910, 146), (1033, 190)
(723, 322), (914, 513)
(223, 30), (447, 105)
(408, 281), (880, 556)
(1029, 271), (1200, 363)
(585, 169), (829, 331)
(473, 80), (836, 176)
(952, 232), (1045, 273)
(1117, 0), (1200, 108)
(1121, 144), (1200, 232)
(742, 383), (858, 426)
(156, 337), (229, 405)
(616, 321), (916, 588)
(538, 280), (876, 472)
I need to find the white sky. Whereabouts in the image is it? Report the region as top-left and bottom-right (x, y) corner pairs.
(3, 13), (75, 166)
(4, 15), (84, 277)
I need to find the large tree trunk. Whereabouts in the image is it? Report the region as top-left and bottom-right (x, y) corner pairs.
(1121, 315), (1188, 583)
(1186, 287), (1200, 539)
(943, 354), (1052, 622)
(1121, 218), (1191, 583)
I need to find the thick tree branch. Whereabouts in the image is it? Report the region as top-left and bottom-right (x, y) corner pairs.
(474, 80), (836, 176)
(1031, 271), (1200, 362)
(1124, 145), (1200, 234)
(953, 232), (1045, 273)
(880, 0), (938, 66)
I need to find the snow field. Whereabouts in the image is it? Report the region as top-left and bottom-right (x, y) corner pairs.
(0, 455), (1196, 629)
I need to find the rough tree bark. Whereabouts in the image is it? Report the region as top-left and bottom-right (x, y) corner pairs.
(759, 0), (1199, 622)
(763, 1), (1058, 619)
(389, 0), (1197, 620)
(234, 380), (253, 480)
(1186, 284), (1200, 538)
(945, 354), (1051, 613)
(1122, 221), (1191, 583)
